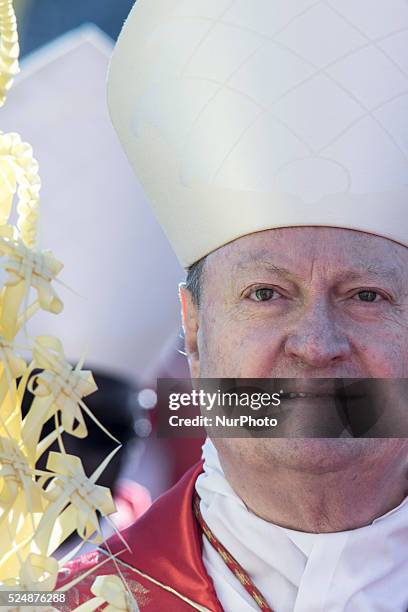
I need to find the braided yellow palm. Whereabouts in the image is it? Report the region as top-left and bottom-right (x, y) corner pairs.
(0, 2), (138, 609)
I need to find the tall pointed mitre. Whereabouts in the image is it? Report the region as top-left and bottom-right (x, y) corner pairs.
(107, 0), (408, 268)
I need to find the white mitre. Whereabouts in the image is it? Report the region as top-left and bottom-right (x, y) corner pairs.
(107, 0), (408, 268)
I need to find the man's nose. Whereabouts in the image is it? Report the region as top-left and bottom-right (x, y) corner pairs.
(284, 301), (351, 369)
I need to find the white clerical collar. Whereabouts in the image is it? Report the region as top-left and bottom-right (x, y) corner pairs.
(196, 438), (408, 612)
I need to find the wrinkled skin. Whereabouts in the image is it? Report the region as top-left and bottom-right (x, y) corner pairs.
(180, 227), (408, 531)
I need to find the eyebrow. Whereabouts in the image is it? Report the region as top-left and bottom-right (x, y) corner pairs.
(335, 264), (401, 285)
(230, 255), (403, 286)
(231, 256), (297, 280)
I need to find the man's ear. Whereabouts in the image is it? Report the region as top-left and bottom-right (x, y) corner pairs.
(179, 283), (200, 377)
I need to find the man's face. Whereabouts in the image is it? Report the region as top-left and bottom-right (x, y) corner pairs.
(181, 227), (408, 471)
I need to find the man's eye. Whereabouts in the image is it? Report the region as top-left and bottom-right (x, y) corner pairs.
(249, 288), (278, 302)
(355, 290), (382, 303)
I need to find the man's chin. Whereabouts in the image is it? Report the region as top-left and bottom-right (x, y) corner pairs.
(271, 438), (374, 473)
(219, 437), (389, 475)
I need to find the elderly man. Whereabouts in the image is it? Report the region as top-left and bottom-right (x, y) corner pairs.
(59, 1), (408, 610)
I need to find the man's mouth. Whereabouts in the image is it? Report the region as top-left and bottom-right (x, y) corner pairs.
(280, 392), (337, 399)
(278, 379), (370, 401)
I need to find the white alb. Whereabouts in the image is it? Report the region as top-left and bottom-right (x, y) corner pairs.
(196, 439), (408, 612)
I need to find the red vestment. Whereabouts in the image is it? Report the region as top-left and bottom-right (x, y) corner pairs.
(57, 462), (224, 611)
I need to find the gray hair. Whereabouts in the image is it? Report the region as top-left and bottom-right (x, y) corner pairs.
(185, 256), (207, 306)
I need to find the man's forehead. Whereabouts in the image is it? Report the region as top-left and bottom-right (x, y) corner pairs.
(207, 226), (408, 279)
